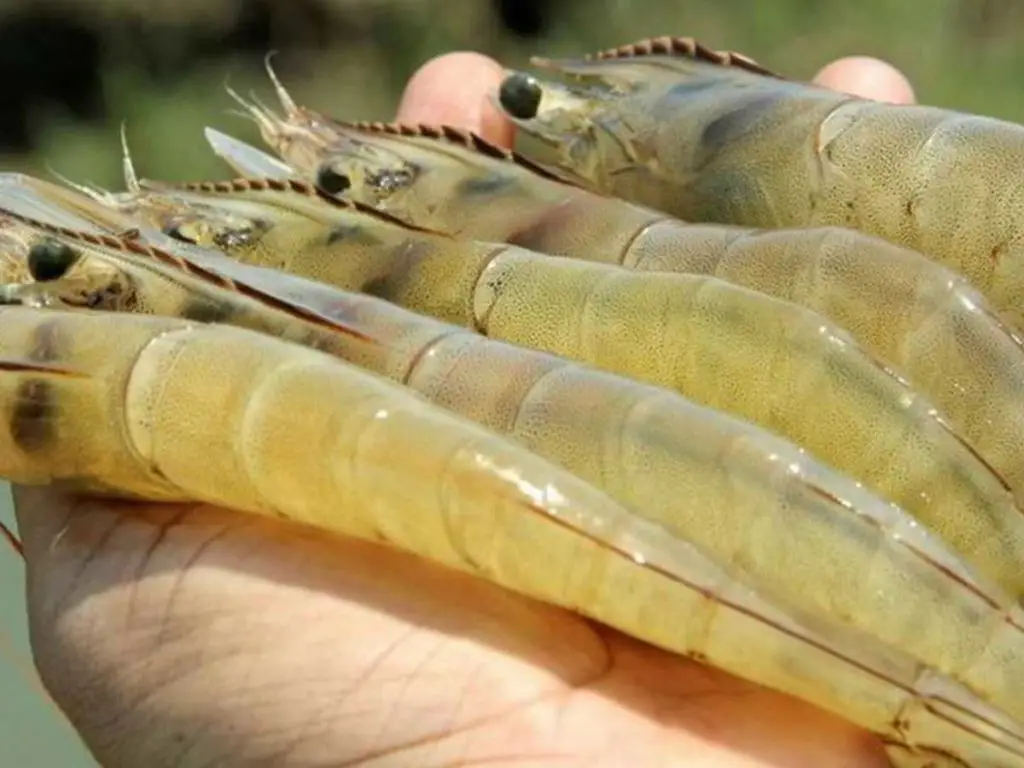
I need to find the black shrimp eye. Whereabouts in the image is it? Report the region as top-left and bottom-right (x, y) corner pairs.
(498, 73), (542, 120)
(27, 239), (79, 282)
(316, 165), (352, 196)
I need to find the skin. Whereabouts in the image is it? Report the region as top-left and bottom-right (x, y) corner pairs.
(11, 50), (913, 768)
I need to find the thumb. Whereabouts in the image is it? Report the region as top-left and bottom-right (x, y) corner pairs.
(813, 56), (916, 104)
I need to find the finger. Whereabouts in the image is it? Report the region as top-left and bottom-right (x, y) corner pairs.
(813, 56), (916, 104)
(396, 51), (516, 147)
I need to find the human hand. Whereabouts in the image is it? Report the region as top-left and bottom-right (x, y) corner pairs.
(11, 49), (913, 768)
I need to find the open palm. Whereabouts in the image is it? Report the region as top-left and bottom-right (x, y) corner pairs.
(17, 491), (887, 767)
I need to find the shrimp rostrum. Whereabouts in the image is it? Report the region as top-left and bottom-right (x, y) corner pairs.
(492, 36), (1024, 336)
(0, 198), (1021, 768)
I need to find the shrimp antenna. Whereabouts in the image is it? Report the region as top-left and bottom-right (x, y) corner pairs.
(263, 50), (299, 117)
(221, 74), (257, 124)
(222, 75), (308, 153)
(223, 78), (282, 139)
(119, 121), (141, 195)
(43, 163), (114, 204)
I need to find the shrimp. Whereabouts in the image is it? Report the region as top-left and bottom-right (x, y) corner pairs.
(191, 86), (1024, 514)
(489, 37), (1024, 335)
(1, 304), (1021, 768)
(11, 179), (1024, 636)
(9, 192), (1024, 726)
(1, 206), (1024, 766)
(207, 58), (768, 256)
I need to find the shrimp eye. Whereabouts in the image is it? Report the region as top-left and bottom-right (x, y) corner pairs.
(316, 165), (351, 196)
(27, 239), (78, 282)
(499, 73), (542, 119)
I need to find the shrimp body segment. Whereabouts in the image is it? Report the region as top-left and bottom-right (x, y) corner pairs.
(491, 38), (1024, 335)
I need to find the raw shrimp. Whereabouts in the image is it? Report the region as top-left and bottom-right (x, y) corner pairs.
(4, 207), (1024, 766)
(6, 187), (1024, 637)
(192, 88), (1024, 515)
(2, 304), (1020, 767)
(490, 37), (1024, 335)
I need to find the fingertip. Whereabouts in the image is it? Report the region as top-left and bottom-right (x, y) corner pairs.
(813, 56), (916, 105)
(396, 51), (516, 147)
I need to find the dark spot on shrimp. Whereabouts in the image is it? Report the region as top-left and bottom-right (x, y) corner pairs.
(10, 378), (57, 452)
(27, 239), (79, 282)
(499, 72), (543, 120)
(181, 298), (234, 324)
(991, 242), (1007, 265)
(506, 204), (576, 252)
(455, 172), (514, 198)
(28, 318), (64, 363)
(358, 242), (422, 301)
(661, 79), (726, 105)
(325, 224), (363, 245)
(698, 93), (787, 156)
(315, 164), (351, 196)
(361, 274), (394, 299)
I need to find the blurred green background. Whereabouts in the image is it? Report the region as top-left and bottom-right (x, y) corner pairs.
(0, 0), (1021, 763)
